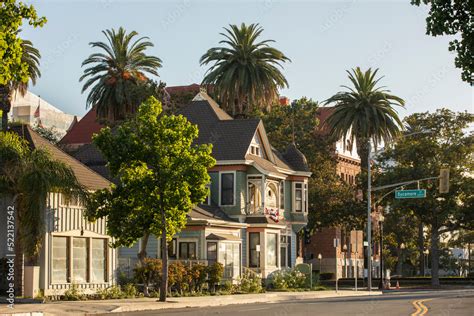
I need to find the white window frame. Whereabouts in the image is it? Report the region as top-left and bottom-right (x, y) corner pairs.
(178, 239), (199, 260)
(205, 182), (211, 205)
(219, 171), (236, 207)
(292, 181), (308, 213)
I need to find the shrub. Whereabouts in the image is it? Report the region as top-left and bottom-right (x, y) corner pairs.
(190, 263), (207, 292)
(63, 284), (86, 301)
(207, 262), (224, 292)
(133, 258), (162, 292)
(269, 270), (287, 290)
(168, 261), (189, 294)
(237, 269), (263, 293)
(268, 269), (307, 290)
(219, 280), (233, 293)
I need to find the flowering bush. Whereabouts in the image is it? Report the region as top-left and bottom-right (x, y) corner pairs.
(269, 268), (307, 290)
(237, 269), (263, 293)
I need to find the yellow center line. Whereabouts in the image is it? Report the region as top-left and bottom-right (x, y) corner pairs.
(411, 299), (433, 316)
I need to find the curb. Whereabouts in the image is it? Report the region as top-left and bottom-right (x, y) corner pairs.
(0, 313), (43, 316)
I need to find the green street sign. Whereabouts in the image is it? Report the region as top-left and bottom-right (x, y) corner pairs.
(395, 189), (426, 199)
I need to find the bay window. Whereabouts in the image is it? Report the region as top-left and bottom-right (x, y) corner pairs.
(293, 182), (308, 213)
(91, 238), (106, 282)
(52, 237), (68, 283)
(72, 237), (88, 283)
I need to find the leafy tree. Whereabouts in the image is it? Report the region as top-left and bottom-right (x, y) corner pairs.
(200, 23), (290, 117)
(0, 0), (45, 85)
(80, 27), (162, 123)
(85, 97), (215, 301)
(0, 131), (85, 264)
(1, 39), (42, 131)
(376, 109), (474, 286)
(32, 123), (61, 144)
(324, 67), (405, 173)
(261, 98), (365, 232)
(411, 0), (473, 84)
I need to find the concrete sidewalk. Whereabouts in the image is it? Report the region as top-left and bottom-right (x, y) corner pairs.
(0, 290), (382, 316)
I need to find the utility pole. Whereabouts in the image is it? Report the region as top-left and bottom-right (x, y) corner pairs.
(367, 142), (372, 291)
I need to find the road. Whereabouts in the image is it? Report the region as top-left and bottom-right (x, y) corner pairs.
(106, 290), (474, 316)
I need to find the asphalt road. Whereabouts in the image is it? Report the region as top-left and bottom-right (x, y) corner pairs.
(107, 290), (474, 316)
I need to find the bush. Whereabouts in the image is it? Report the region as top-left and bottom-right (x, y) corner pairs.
(133, 258), (162, 291)
(190, 263), (207, 292)
(168, 261), (189, 294)
(237, 269), (263, 293)
(207, 262), (224, 292)
(268, 268), (307, 290)
(63, 284), (86, 301)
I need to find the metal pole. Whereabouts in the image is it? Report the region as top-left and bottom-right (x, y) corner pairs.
(380, 220), (384, 288)
(355, 231), (358, 291)
(367, 142), (372, 292)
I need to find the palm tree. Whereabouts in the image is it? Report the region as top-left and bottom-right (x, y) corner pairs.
(0, 131), (86, 265)
(324, 67), (405, 171)
(80, 27), (162, 123)
(200, 23), (290, 117)
(0, 40), (41, 131)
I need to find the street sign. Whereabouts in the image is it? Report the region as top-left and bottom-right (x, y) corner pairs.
(395, 189), (426, 199)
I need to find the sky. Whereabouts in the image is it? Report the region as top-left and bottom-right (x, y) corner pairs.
(22, 0), (473, 118)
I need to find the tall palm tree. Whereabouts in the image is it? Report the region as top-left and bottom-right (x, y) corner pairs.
(0, 40), (41, 131)
(0, 131), (86, 265)
(200, 23), (290, 117)
(324, 67), (405, 171)
(80, 27), (162, 123)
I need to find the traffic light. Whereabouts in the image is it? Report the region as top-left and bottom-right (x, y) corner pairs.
(439, 168), (449, 193)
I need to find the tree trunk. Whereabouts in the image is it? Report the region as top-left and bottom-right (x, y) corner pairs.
(1, 109), (8, 131)
(396, 247), (403, 276)
(430, 226), (440, 287)
(418, 220), (424, 276)
(137, 232), (150, 296)
(159, 208), (168, 302)
(355, 137), (370, 173)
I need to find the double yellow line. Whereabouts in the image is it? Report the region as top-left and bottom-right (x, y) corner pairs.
(411, 298), (432, 316)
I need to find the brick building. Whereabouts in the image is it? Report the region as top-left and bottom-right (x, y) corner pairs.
(303, 107), (366, 279)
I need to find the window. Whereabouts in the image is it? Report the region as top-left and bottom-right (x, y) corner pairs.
(179, 242), (197, 259)
(205, 183), (211, 205)
(72, 237), (88, 283)
(266, 233), (277, 267)
(219, 243), (241, 278)
(266, 182), (278, 209)
(168, 238), (177, 259)
(295, 183), (303, 212)
(52, 237), (69, 283)
(280, 246), (287, 268)
(249, 233), (260, 267)
(248, 176), (263, 214)
(304, 183), (308, 213)
(207, 242), (217, 265)
(220, 172), (234, 206)
(91, 239), (107, 282)
(280, 181), (285, 209)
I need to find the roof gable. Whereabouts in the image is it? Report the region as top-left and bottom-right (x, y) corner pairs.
(11, 125), (111, 191)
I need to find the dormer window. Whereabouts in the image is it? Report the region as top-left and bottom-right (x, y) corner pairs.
(248, 132), (265, 158)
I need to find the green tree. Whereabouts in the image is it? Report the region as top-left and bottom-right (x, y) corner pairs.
(411, 0), (473, 84)
(200, 23), (290, 117)
(261, 98), (365, 232)
(85, 97), (215, 301)
(324, 67), (405, 173)
(1, 39), (42, 131)
(376, 109), (474, 286)
(0, 131), (85, 264)
(80, 27), (162, 123)
(0, 0), (45, 85)
(32, 123), (61, 144)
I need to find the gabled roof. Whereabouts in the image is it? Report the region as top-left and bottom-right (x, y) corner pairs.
(10, 125), (111, 191)
(59, 107), (103, 146)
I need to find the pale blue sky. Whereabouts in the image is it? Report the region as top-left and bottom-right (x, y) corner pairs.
(23, 0), (472, 118)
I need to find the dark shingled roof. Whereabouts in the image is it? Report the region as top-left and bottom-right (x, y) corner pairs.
(283, 143), (310, 172)
(73, 143), (115, 182)
(10, 125), (111, 191)
(189, 204), (236, 222)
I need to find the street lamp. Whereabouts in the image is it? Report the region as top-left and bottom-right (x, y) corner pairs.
(366, 130), (432, 291)
(343, 244), (348, 278)
(318, 253), (322, 274)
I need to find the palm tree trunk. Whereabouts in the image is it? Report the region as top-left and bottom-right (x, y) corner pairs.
(356, 137), (370, 173)
(418, 220), (424, 276)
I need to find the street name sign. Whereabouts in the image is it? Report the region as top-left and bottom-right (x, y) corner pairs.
(395, 189), (426, 199)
